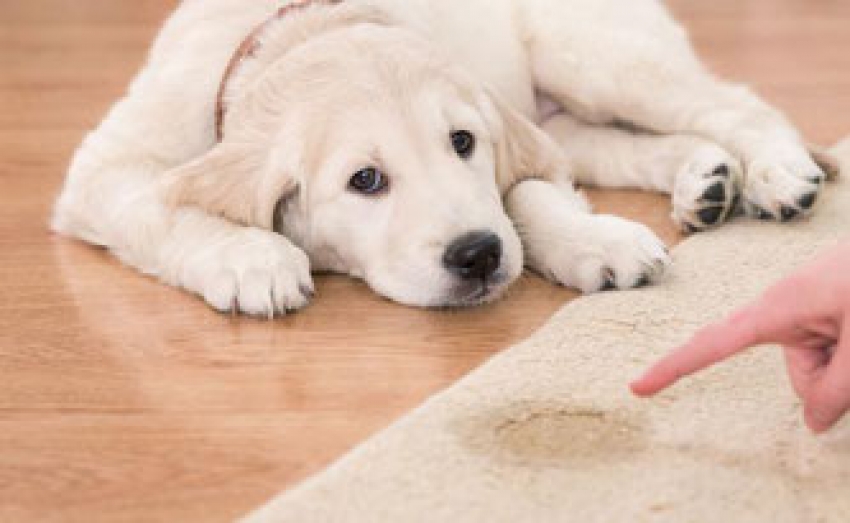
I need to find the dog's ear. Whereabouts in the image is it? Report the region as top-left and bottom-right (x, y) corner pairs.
(808, 143), (841, 181)
(481, 90), (571, 193)
(162, 142), (297, 229)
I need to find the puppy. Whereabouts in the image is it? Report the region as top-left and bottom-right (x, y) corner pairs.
(53, 0), (831, 315)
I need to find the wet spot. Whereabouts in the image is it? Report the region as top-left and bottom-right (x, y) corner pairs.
(649, 502), (675, 513)
(454, 401), (647, 467)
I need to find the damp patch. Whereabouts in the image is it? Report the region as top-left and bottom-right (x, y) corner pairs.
(453, 400), (647, 468)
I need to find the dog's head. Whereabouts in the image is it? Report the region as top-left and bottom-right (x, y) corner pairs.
(166, 18), (563, 308)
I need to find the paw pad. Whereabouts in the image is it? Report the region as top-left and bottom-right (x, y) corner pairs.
(674, 159), (741, 234)
(797, 192), (818, 210)
(780, 205), (800, 222)
(754, 207), (773, 221)
(712, 165), (731, 177)
(696, 206), (725, 226)
(701, 181), (727, 204)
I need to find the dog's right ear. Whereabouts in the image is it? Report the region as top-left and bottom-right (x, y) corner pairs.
(161, 141), (297, 229)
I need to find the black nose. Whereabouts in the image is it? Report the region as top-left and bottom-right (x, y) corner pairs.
(443, 232), (502, 280)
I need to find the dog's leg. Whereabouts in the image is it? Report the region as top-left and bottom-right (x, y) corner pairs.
(542, 113), (742, 232)
(523, 0), (825, 221)
(53, 168), (313, 317)
(504, 179), (670, 293)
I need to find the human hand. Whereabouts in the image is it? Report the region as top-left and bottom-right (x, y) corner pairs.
(631, 242), (850, 433)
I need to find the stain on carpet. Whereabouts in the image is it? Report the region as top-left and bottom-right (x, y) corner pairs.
(454, 400), (647, 467)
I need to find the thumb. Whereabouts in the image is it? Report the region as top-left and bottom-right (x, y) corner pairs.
(803, 321), (850, 433)
(804, 392), (850, 434)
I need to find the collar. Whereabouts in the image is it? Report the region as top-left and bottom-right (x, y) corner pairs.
(214, 0), (340, 142)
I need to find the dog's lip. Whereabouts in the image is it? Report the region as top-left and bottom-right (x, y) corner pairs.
(461, 284), (492, 303)
(444, 273), (510, 308)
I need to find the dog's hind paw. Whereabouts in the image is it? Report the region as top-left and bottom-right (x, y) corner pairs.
(672, 144), (742, 233)
(741, 145), (825, 222)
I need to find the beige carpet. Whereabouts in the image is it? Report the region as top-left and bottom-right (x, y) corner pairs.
(244, 139), (850, 523)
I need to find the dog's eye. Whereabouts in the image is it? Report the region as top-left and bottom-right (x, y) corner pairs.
(451, 130), (476, 159)
(349, 167), (388, 195)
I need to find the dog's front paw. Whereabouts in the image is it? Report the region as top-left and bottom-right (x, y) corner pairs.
(535, 215), (671, 294)
(182, 230), (314, 317)
(742, 145), (825, 222)
(672, 144), (742, 233)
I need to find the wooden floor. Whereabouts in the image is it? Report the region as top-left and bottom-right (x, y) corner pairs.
(1, 1), (848, 521)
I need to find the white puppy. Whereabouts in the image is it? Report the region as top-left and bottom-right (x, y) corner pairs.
(53, 0), (833, 315)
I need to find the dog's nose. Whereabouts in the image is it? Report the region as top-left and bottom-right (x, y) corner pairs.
(443, 231), (502, 280)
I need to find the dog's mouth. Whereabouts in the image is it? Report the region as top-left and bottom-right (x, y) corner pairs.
(441, 273), (511, 308)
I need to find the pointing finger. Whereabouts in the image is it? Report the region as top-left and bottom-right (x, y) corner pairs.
(631, 301), (797, 396)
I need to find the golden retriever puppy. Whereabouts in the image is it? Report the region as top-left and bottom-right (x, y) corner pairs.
(53, 0), (829, 315)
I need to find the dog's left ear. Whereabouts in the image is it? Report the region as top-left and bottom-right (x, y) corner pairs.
(481, 90), (571, 193)
(162, 141), (297, 229)
(808, 143), (841, 181)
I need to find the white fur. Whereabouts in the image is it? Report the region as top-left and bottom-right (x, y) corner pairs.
(53, 0), (826, 313)
(506, 180), (668, 292)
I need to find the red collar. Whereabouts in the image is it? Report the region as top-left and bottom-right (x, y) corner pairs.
(214, 0), (339, 142)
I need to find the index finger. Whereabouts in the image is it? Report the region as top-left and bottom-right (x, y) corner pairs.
(630, 303), (784, 396)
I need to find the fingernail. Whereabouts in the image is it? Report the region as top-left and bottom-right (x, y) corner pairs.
(629, 380), (650, 397)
